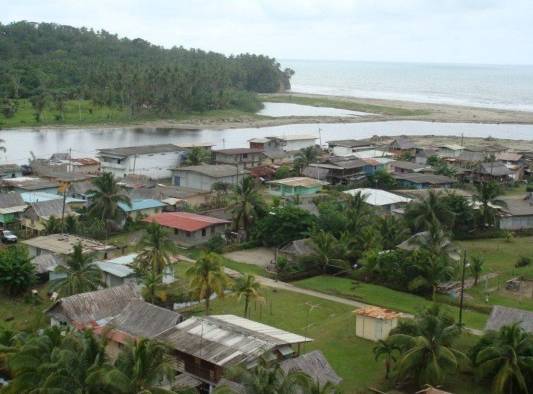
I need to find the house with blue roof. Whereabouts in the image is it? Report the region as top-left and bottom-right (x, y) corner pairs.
(20, 192), (87, 209)
(118, 198), (166, 220)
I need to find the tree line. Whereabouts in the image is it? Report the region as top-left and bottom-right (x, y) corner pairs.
(0, 21), (294, 120)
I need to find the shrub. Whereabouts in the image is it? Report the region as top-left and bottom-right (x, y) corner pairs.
(515, 256), (531, 268)
(206, 234), (225, 253)
(0, 246), (36, 296)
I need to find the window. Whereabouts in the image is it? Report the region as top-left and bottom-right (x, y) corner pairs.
(201, 229), (206, 237)
(211, 226), (215, 234)
(186, 232), (191, 237)
(174, 228), (178, 235)
(243, 153), (248, 159)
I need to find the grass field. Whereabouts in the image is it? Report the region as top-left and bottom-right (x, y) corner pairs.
(0, 99), (262, 128)
(459, 236), (533, 311)
(294, 276), (488, 330)
(260, 94), (430, 117)
(0, 284), (52, 331)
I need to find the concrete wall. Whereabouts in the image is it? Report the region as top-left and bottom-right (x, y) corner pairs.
(499, 215), (533, 230)
(169, 223), (228, 246)
(355, 315), (398, 342)
(284, 139), (316, 152)
(172, 171), (240, 192)
(214, 152), (264, 169)
(100, 151), (185, 180)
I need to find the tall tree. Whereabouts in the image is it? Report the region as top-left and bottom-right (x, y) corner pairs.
(474, 181), (507, 228)
(50, 242), (102, 296)
(0, 246), (35, 296)
(87, 172), (131, 233)
(309, 230), (349, 274)
(135, 222), (176, 277)
(378, 215), (409, 250)
(373, 339), (400, 379)
(472, 323), (533, 394)
(186, 252), (229, 315)
(469, 255), (485, 286)
(185, 146), (210, 165)
(228, 176), (265, 240)
(294, 146), (320, 175)
(405, 190), (454, 232)
(233, 274), (264, 318)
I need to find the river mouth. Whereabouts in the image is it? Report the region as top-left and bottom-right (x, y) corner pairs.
(1, 120), (533, 164)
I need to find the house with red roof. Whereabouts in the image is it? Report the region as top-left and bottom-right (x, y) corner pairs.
(144, 212), (231, 245)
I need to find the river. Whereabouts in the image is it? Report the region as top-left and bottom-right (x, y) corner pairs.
(2, 120), (533, 164)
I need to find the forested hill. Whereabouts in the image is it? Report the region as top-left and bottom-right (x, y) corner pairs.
(0, 21), (294, 118)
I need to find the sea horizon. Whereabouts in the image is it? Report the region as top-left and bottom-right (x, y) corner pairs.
(281, 59), (533, 112)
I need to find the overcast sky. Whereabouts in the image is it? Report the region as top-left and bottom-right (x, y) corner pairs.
(2, 0), (533, 65)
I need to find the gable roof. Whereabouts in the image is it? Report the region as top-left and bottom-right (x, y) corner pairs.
(280, 350), (342, 387)
(479, 162), (511, 176)
(22, 234), (114, 255)
(496, 152), (523, 162)
(31, 254), (62, 274)
(390, 136), (416, 150)
(29, 199), (73, 219)
(158, 315), (311, 368)
(485, 305), (533, 333)
(0, 193), (27, 213)
(46, 283), (141, 325)
(391, 160), (427, 171)
(2, 177), (58, 191)
(107, 300), (182, 338)
(268, 177), (327, 188)
(144, 211), (230, 232)
(118, 199), (165, 212)
(344, 188), (412, 206)
(327, 139), (374, 148)
(393, 172), (455, 185)
(97, 144), (182, 158)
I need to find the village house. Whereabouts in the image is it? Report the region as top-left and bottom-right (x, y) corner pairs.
(118, 198), (165, 220)
(354, 306), (400, 342)
(262, 150), (300, 165)
(0, 164), (23, 179)
(1, 177), (59, 194)
(97, 144), (186, 179)
(498, 194), (533, 230)
(327, 139), (376, 156)
(344, 188), (412, 215)
(475, 161), (512, 183)
(388, 136), (418, 157)
(95, 254), (138, 287)
(268, 177), (327, 197)
(31, 254), (63, 282)
(304, 157), (368, 184)
(212, 148), (265, 169)
(23, 233), (115, 262)
(392, 173), (455, 189)
(129, 185), (210, 209)
(20, 191), (86, 209)
(485, 305), (533, 333)
(69, 180), (94, 201)
(250, 134), (317, 153)
(352, 149), (393, 160)
(157, 314), (312, 388)
(415, 149), (438, 165)
(437, 144), (464, 158)
(0, 193), (28, 227)
(171, 164), (247, 192)
(21, 199), (75, 234)
(391, 160), (429, 174)
(495, 152), (525, 181)
(144, 211), (230, 246)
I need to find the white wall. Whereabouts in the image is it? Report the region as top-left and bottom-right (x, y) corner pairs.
(100, 151), (185, 180)
(172, 171), (240, 191)
(500, 215), (533, 230)
(284, 139), (316, 152)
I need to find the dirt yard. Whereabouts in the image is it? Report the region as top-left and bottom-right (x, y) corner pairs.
(223, 247), (276, 268)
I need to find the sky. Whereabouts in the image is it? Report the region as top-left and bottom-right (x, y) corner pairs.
(2, 0), (533, 65)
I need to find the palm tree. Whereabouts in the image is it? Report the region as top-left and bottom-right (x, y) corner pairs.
(389, 306), (466, 388)
(294, 146), (319, 175)
(87, 172), (131, 234)
(343, 191), (371, 233)
(469, 255), (484, 286)
(185, 146), (210, 165)
(405, 190), (454, 232)
(378, 215), (409, 250)
(373, 339), (400, 379)
(50, 242), (102, 296)
(472, 323), (533, 394)
(233, 274), (264, 318)
(186, 252), (229, 315)
(474, 181), (506, 227)
(92, 338), (175, 394)
(309, 230), (349, 274)
(216, 356), (311, 394)
(44, 215), (62, 234)
(228, 176), (265, 240)
(135, 222), (176, 277)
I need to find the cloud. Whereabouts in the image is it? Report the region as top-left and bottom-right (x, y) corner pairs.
(1, 0), (532, 64)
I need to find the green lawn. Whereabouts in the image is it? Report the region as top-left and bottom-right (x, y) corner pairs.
(294, 276), (488, 330)
(459, 237), (533, 311)
(0, 285), (52, 331)
(260, 94), (430, 117)
(0, 99), (263, 129)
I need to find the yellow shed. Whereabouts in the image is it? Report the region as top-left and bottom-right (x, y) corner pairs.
(354, 306), (400, 342)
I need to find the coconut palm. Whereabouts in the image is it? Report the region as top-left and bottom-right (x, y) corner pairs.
(50, 242), (102, 296)
(135, 222), (176, 277)
(474, 181), (507, 227)
(91, 338), (175, 394)
(309, 230), (350, 274)
(373, 339), (400, 379)
(389, 306), (466, 388)
(233, 274), (264, 318)
(378, 215), (409, 250)
(405, 190), (454, 232)
(87, 172), (131, 232)
(44, 215), (62, 234)
(216, 356), (311, 394)
(469, 255), (484, 286)
(294, 146), (320, 175)
(186, 252), (229, 315)
(185, 146), (210, 165)
(228, 176), (265, 240)
(473, 323), (533, 394)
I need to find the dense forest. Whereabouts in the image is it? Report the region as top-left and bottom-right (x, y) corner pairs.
(0, 21), (294, 120)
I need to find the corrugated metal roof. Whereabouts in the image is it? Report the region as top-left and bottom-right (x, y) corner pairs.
(21, 192), (85, 204)
(96, 261), (135, 278)
(344, 188), (412, 206)
(118, 199), (165, 212)
(485, 305), (533, 333)
(144, 212), (230, 232)
(98, 144), (182, 158)
(268, 177), (327, 188)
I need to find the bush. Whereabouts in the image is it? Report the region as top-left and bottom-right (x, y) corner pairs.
(515, 256), (531, 268)
(206, 234), (225, 253)
(0, 246), (36, 296)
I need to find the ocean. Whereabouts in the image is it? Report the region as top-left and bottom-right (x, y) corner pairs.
(282, 60), (533, 112)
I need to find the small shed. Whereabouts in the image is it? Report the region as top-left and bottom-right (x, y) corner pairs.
(354, 306), (400, 342)
(485, 305), (533, 333)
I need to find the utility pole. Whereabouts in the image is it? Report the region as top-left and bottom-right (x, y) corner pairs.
(458, 250), (468, 327)
(60, 181), (70, 234)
